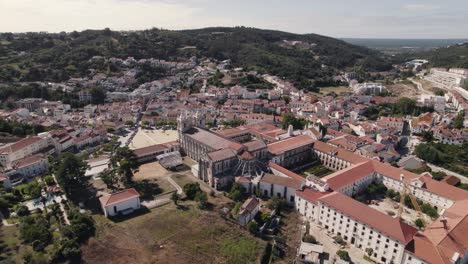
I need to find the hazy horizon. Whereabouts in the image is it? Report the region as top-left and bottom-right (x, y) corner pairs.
(1, 0), (468, 39)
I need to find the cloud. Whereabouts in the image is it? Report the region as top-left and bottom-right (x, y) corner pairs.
(402, 4), (440, 11)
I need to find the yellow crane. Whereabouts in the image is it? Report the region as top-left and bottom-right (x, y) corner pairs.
(397, 175), (426, 229)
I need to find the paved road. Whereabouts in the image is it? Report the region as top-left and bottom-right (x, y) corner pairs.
(427, 163), (468, 184)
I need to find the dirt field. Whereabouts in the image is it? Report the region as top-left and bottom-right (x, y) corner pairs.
(133, 161), (175, 193)
(320, 86), (350, 95)
(82, 203), (266, 264)
(387, 83), (420, 99)
(129, 129), (178, 149)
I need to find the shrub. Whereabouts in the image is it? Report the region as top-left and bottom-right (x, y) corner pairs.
(228, 183), (246, 202)
(231, 202), (242, 218)
(183, 183), (201, 200)
(337, 250), (351, 262)
(16, 205), (30, 217)
(334, 235), (346, 246)
(44, 175), (55, 186)
(303, 234), (317, 244)
(195, 191), (208, 209)
(415, 218), (425, 230)
(247, 221), (258, 234)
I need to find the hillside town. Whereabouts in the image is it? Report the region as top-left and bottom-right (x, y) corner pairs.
(0, 49), (467, 264)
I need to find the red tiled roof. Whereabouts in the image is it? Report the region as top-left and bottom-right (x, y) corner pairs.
(322, 161), (375, 190)
(185, 127), (243, 152)
(133, 144), (169, 157)
(419, 175), (467, 201)
(207, 148), (237, 161)
(239, 197), (260, 216)
(99, 188), (140, 207)
(0, 136), (43, 154)
(268, 135), (315, 155)
(296, 188), (332, 204)
(268, 162), (306, 182)
(320, 192), (418, 244)
(261, 173), (303, 190)
(11, 154), (46, 168)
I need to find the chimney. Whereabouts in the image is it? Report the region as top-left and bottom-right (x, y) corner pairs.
(400, 174), (405, 181)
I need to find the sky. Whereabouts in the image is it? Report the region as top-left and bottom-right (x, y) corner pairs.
(1, 0), (468, 38)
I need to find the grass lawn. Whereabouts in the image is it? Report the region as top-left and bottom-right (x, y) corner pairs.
(299, 163), (334, 178)
(83, 202), (266, 264)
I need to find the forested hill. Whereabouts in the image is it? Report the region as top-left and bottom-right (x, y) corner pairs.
(0, 27), (391, 86)
(404, 43), (468, 68)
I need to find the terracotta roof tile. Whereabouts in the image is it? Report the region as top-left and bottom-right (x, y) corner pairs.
(320, 192), (418, 244)
(261, 173), (303, 190)
(268, 135), (315, 155)
(99, 188), (140, 207)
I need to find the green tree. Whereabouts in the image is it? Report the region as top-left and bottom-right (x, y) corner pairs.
(393, 97), (417, 115)
(453, 112), (464, 129)
(52, 239), (81, 262)
(422, 131), (434, 142)
(100, 169), (117, 189)
(303, 234), (317, 244)
(247, 221), (258, 234)
(414, 218), (425, 230)
(266, 196), (287, 213)
(336, 250), (351, 262)
(16, 205), (30, 216)
(183, 183), (201, 200)
(281, 113), (306, 130)
(19, 215), (52, 251)
(90, 87), (106, 104)
(228, 183), (246, 202)
(66, 209), (96, 243)
(44, 175), (55, 186)
(112, 147), (139, 185)
(52, 153), (88, 196)
(195, 191), (208, 209)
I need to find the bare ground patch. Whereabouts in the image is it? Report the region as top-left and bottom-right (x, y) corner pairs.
(82, 203), (265, 264)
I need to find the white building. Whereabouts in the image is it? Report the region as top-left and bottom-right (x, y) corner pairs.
(99, 188), (141, 217)
(0, 136), (50, 167)
(352, 83), (387, 95)
(296, 189), (417, 264)
(425, 68), (468, 89)
(237, 196), (260, 226)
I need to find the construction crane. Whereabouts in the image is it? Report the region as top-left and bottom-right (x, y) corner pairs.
(397, 174), (426, 228)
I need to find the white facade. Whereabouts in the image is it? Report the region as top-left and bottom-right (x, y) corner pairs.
(102, 196), (140, 217)
(295, 196), (407, 264)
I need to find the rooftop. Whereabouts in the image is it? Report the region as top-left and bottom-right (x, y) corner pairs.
(268, 135), (315, 155)
(320, 191), (418, 244)
(99, 188), (140, 207)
